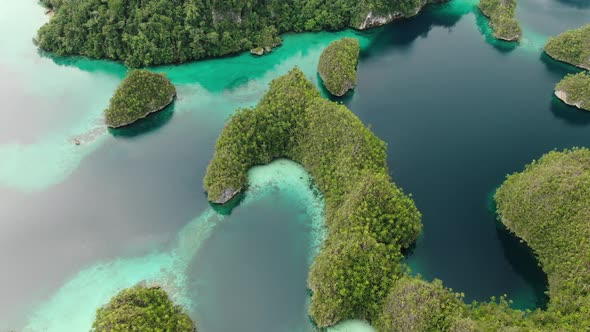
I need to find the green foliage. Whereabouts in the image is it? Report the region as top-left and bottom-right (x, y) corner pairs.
(91, 284), (196, 332)
(105, 70), (176, 128)
(318, 38), (360, 96)
(555, 72), (590, 111)
(375, 277), (465, 332)
(494, 148), (590, 331)
(478, 0), (522, 41)
(35, 0), (441, 67)
(203, 67), (421, 327)
(544, 24), (590, 70)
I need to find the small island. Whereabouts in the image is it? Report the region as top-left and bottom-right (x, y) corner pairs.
(317, 38), (360, 97)
(92, 284), (197, 331)
(478, 0), (522, 41)
(554, 72), (590, 111)
(544, 24), (590, 70)
(105, 70), (176, 128)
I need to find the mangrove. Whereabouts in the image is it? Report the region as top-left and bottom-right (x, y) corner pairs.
(104, 70), (176, 128)
(544, 24), (590, 70)
(478, 0), (522, 41)
(318, 38), (360, 97)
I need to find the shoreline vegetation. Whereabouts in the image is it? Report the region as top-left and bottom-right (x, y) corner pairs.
(478, 0), (522, 42)
(35, 0), (447, 67)
(104, 70), (176, 128)
(203, 69), (590, 330)
(91, 284), (197, 331)
(544, 24), (590, 70)
(318, 38), (360, 97)
(555, 72), (590, 111)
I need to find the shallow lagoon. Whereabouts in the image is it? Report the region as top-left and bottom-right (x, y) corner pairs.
(0, 0), (589, 330)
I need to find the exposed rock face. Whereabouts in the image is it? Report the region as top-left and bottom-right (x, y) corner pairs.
(250, 47), (264, 56)
(212, 9), (242, 24)
(358, 11), (401, 30)
(555, 90), (584, 109)
(213, 187), (241, 204)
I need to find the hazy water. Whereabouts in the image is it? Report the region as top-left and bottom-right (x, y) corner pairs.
(0, 0), (588, 331)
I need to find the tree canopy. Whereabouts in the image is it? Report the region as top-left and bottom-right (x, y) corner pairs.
(91, 284), (196, 332)
(544, 24), (590, 70)
(318, 38), (360, 96)
(478, 0), (522, 41)
(36, 0), (443, 67)
(105, 70), (176, 128)
(555, 72), (590, 111)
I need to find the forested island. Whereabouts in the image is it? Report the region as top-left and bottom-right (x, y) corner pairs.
(92, 284), (196, 331)
(36, 0), (445, 67)
(318, 38), (360, 96)
(544, 24), (590, 70)
(555, 72), (590, 111)
(202, 69), (590, 330)
(104, 70), (176, 128)
(478, 0), (522, 41)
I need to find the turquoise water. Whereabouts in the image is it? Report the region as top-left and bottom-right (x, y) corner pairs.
(0, 0), (589, 330)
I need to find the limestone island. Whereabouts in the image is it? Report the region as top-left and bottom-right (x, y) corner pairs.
(544, 24), (590, 70)
(554, 72), (590, 111)
(318, 38), (360, 97)
(478, 0), (522, 41)
(202, 68), (590, 330)
(92, 284), (197, 331)
(105, 70), (176, 128)
(35, 0), (447, 67)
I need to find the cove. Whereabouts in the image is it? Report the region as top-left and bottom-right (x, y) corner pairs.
(0, 0), (589, 331)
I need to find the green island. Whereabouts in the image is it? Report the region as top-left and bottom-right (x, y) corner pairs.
(544, 24), (590, 70)
(91, 284), (197, 331)
(105, 70), (176, 128)
(555, 72), (590, 111)
(318, 38), (360, 97)
(203, 69), (590, 330)
(36, 0), (445, 67)
(478, 0), (522, 41)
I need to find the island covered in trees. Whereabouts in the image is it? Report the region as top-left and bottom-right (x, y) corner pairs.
(92, 284), (196, 331)
(554, 72), (590, 111)
(36, 0), (446, 67)
(202, 69), (590, 330)
(318, 38), (360, 96)
(544, 24), (590, 70)
(478, 0), (522, 41)
(104, 70), (176, 128)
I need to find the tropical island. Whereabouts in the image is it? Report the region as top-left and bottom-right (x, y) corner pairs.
(105, 70), (176, 128)
(318, 38), (360, 96)
(35, 0), (446, 67)
(202, 68), (590, 330)
(544, 24), (590, 70)
(478, 0), (522, 41)
(92, 284), (196, 331)
(554, 72), (590, 111)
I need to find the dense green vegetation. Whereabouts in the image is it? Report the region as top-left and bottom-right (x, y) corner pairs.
(478, 0), (522, 41)
(105, 70), (176, 128)
(91, 284), (196, 332)
(204, 69), (590, 330)
(494, 148), (590, 331)
(318, 38), (360, 96)
(35, 0), (444, 67)
(204, 67), (421, 326)
(544, 24), (590, 70)
(555, 72), (590, 111)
